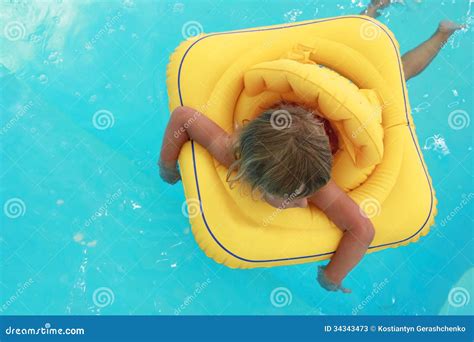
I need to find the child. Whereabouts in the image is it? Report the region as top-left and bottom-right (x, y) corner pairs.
(159, 0), (463, 292)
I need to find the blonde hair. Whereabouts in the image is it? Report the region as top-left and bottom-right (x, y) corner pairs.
(226, 102), (333, 199)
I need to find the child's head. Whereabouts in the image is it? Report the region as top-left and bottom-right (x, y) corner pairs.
(227, 102), (333, 209)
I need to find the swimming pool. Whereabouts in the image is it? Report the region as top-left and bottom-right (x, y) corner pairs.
(0, 0), (472, 315)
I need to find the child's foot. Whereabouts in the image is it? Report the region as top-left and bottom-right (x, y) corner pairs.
(371, 0), (391, 10)
(434, 21), (465, 47)
(159, 159), (181, 184)
(437, 20), (464, 37)
(317, 266), (352, 294)
(361, 0), (392, 18)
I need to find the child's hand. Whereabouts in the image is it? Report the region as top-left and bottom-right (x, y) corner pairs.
(317, 266), (352, 294)
(159, 159), (181, 184)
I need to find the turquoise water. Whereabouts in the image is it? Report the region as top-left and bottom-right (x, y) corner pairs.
(0, 0), (472, 315)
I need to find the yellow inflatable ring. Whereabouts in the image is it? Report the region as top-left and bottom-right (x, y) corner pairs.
(166, 16), (437, 268)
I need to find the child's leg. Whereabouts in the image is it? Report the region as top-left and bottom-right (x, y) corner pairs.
(401, 21), (463, 81)
(360, 0), (391, 18)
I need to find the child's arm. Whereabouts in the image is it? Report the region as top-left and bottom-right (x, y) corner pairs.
(159, 106), (234, 183)
(308, 180), (375, 292)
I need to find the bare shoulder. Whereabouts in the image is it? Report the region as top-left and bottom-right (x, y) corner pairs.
(308, 180), (347, 210)
(173, 106), (234, 167)
(309, 181), (372, 232)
